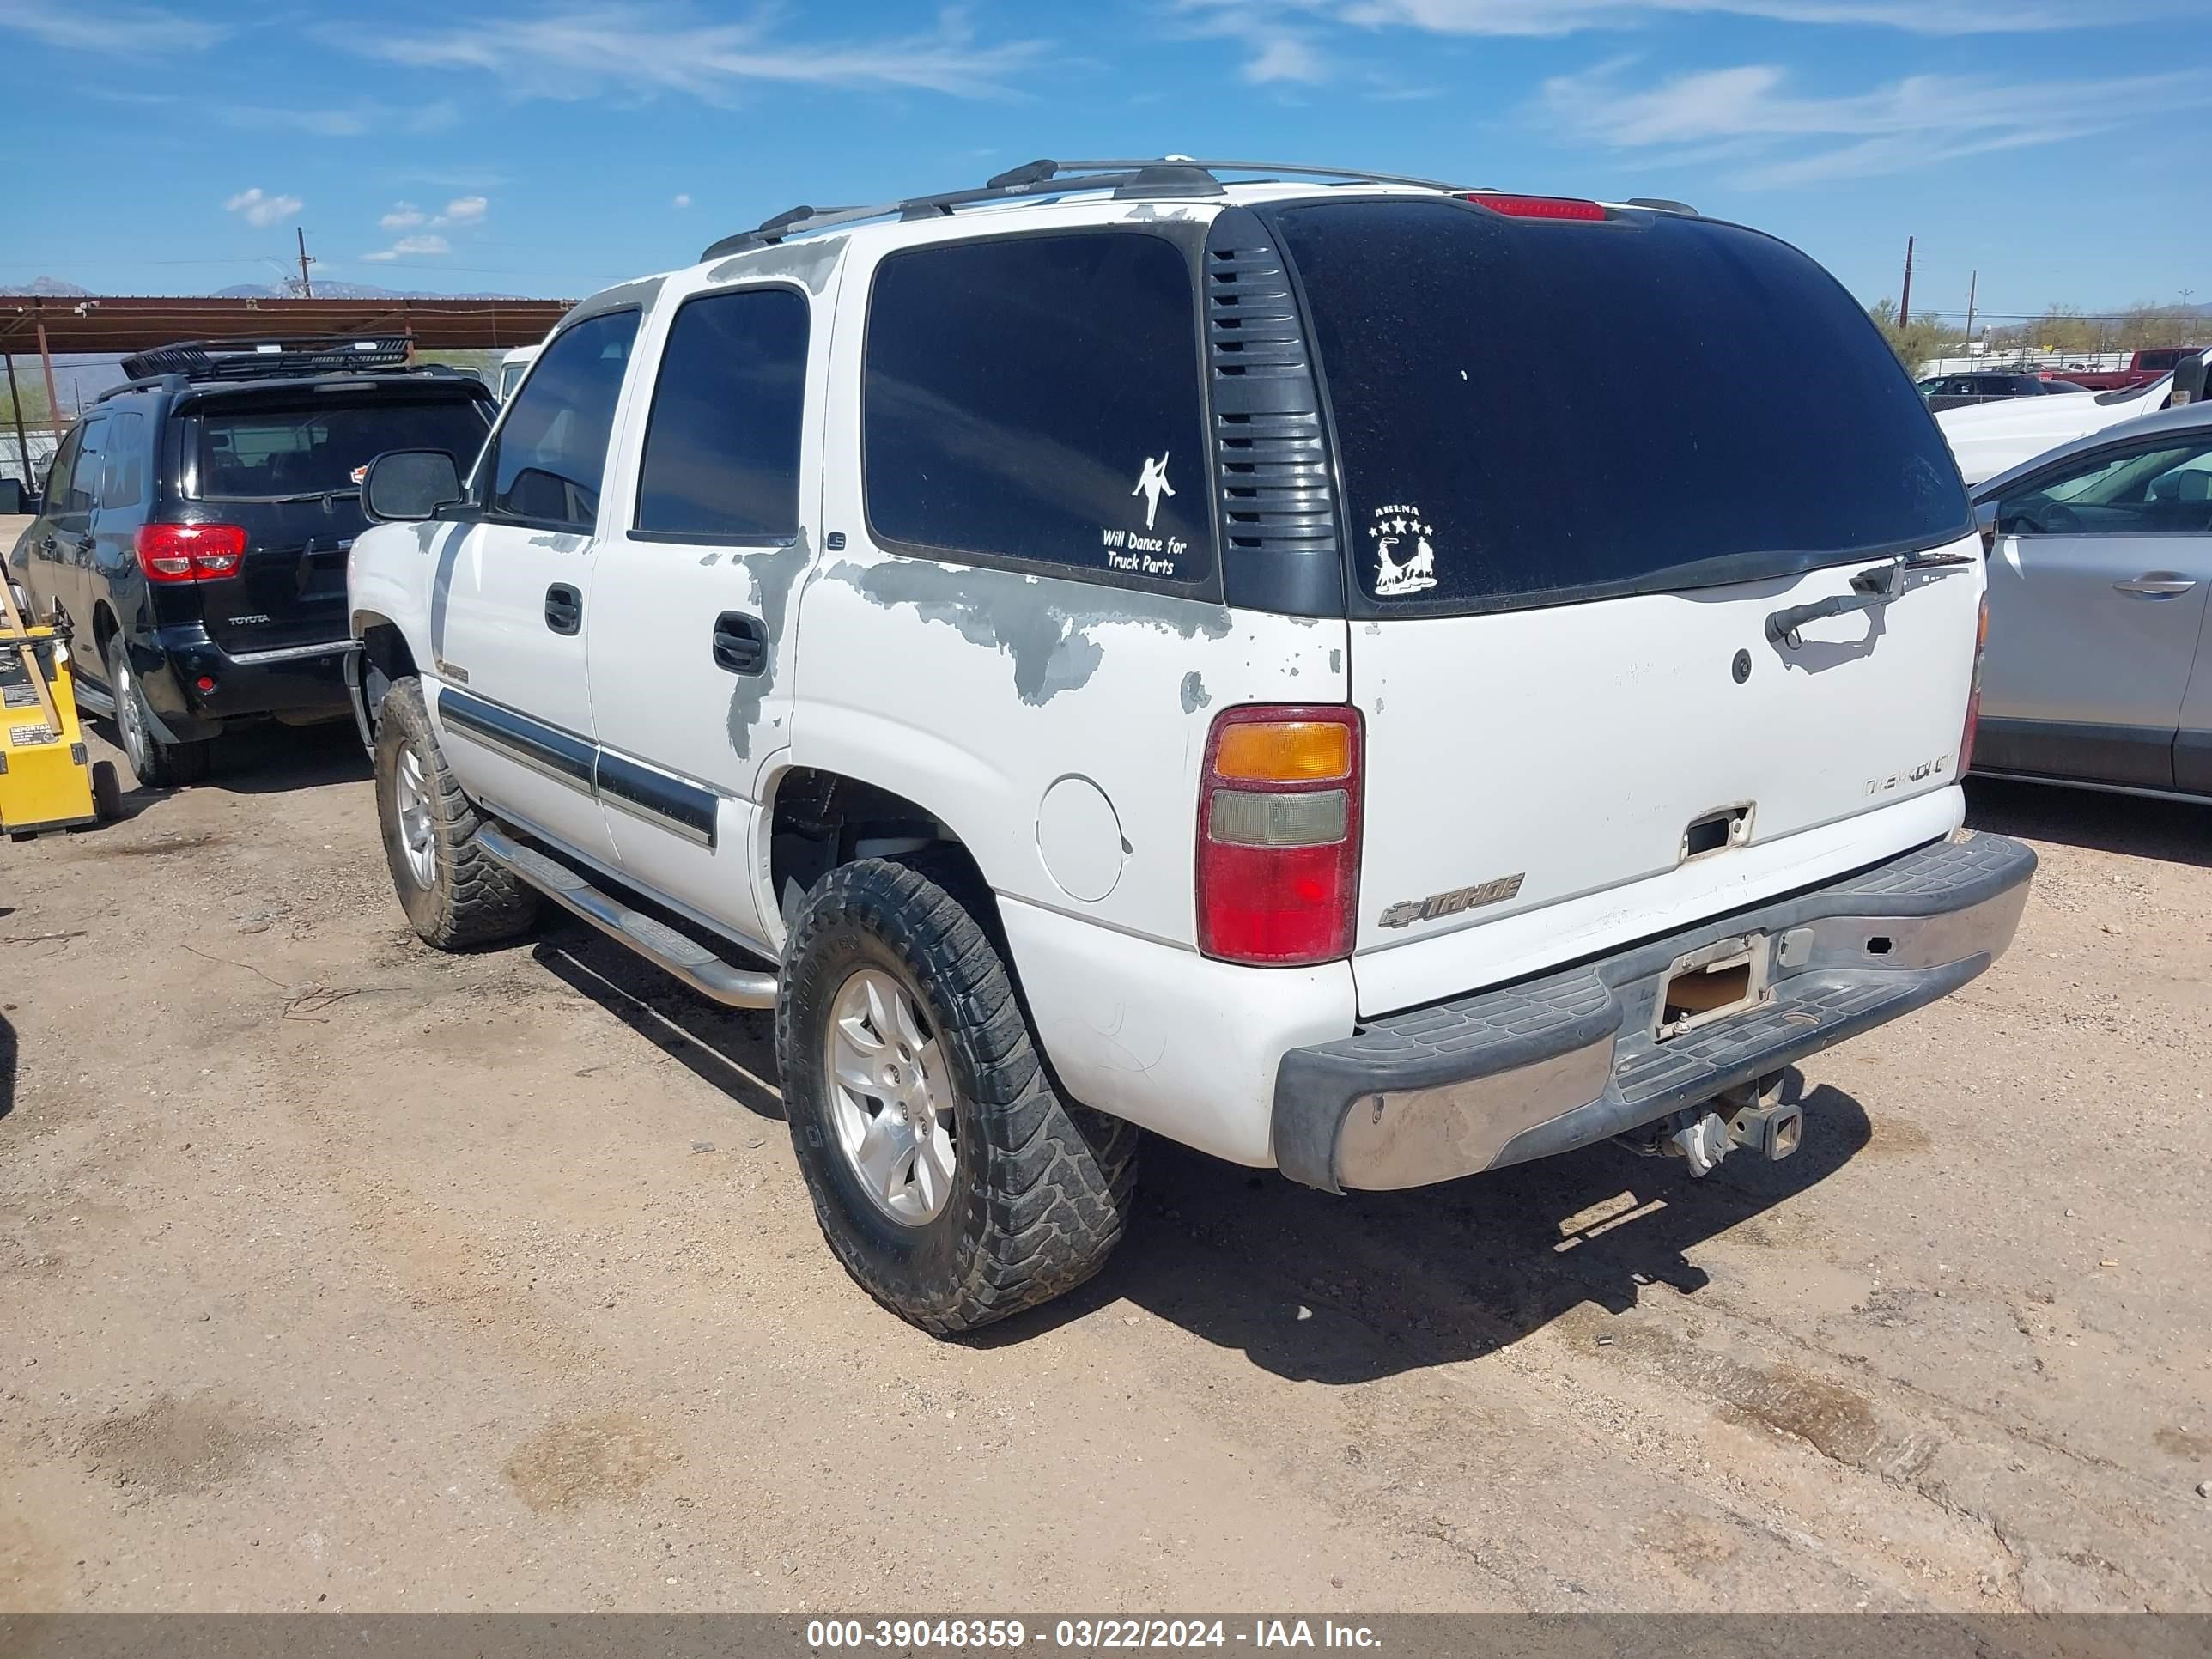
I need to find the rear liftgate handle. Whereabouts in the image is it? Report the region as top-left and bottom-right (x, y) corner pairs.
(544, 583), (582, 635)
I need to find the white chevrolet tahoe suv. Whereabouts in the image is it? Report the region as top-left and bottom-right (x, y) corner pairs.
(344, 160), (2034, 1334)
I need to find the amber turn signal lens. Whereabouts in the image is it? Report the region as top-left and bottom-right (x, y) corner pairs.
(1212, 720), (1353, 782)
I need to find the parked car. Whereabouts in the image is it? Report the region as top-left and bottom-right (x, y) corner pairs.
(496, 344), (540, 403)
(2045, 345), (2206, 394)
(5, 336), (495, 785)
(1918, 371), (2089, 413)
(1970, 399), (2212, 798)
(347, 160), (2033, 1334)
(1938, 349), (2210, 486)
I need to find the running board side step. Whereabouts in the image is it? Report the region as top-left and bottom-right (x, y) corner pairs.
(475, 823), (779, 1009)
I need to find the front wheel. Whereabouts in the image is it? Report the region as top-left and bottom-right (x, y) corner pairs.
(373, 676), (538, 949)
(777, 856), (1138, 1334)
(106, 637), (210, 788)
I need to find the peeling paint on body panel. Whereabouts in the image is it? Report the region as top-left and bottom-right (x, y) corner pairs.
(707, 237), (846, 294)
(725, 530), (812, 758)
(1180, 672), (1210, 713)
(825, 558), (1233, 707)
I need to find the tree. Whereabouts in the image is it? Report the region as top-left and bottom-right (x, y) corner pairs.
(1867, 298), (1950, 373)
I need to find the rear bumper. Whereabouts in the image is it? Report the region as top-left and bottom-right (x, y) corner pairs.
(1271, 831), (2035, 1193)
(139, 626), (356, 738)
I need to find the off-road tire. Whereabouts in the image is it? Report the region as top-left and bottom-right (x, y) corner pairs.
(373, 676), (538, 950)
(106, 636), (211, 787)
(777, 855), (1139, 1334)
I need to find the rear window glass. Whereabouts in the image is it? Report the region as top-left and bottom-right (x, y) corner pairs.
(1269, 199), (1969, 612)
(194, 398), (489, 501)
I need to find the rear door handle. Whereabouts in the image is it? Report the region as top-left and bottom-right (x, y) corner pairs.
(2113, 574), (2198, 598)
(544, 583), (582, 635)
(712, 611), (769, 676)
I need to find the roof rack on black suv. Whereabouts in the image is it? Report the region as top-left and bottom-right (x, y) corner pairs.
(119, 335), (415, 384)
(9, 335), (496, 787)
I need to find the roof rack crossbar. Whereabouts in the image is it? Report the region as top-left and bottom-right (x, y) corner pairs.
(120, 335), (414, 384)
(696, 158), (1480, 263)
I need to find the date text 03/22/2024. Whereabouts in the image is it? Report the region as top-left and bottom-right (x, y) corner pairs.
(802, 1619), (1382, 1650)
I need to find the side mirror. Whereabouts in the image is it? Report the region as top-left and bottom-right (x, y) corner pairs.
(2169, 349), (2209, 408)
(1974, 497), (1999, 555)
(362, 449), (463, 523)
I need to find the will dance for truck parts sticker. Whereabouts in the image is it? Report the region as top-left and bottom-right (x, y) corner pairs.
(1370, 503), (1437, 597)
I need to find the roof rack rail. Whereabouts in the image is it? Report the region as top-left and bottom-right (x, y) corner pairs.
(697, 157), (1481, 262)
(119, 335), (414, 384)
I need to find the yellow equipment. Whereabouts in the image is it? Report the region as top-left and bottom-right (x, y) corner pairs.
(1, 575), (119, 839)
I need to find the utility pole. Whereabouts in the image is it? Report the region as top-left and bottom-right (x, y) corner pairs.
(295, 226), (316, 299)
(1899, 235), (1914, 324)
(1964, 270), (1977, 343)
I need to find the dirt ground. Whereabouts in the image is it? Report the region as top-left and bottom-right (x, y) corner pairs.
(2, 694), (2208, 1613)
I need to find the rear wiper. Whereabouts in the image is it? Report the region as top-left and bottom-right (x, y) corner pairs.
(258, 488), (362, 505)
(1765, 560), (1906, 648)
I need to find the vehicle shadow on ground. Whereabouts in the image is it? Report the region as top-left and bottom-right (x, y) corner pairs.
(510, 907), (1870, 1384)
(85, 717), (368, 808)
(1966, 776), (2209, 870)
(0, 1008), (15, 1122)
(531, 921), (784, 1122)
(979, 1075), (1874, 1385)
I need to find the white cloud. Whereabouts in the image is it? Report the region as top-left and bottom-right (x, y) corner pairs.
(380, 203), (427, 230)
(1534, 58), (2210, 186)
(1316, 0), (2158, 35)
(1178, 0), (2182, 82)
(361, 234), (453, 263)
(0, 0), (221, 53)
(434, 195), (488, 227)
(672, 192), (693, 209)
(224, 188), (304, 228)
(336, 3), (1048, 102)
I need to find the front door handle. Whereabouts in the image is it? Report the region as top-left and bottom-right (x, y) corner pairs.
(2113, 574), (2198, 598)
(712, 611), (769, 676)
(544, 583), (582, 635)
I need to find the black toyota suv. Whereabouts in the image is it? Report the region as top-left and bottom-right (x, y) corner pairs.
(6, 337), (495, 785)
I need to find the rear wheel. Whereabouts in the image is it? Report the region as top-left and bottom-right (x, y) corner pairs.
(373, 676), (538, 949)
(89, 760), (124, 822)
(777, 856), (1138, 1334)
(106, 637), (211, 788)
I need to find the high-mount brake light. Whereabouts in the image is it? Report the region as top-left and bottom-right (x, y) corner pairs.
(1462, 193), (1607, 222)
(137, 523), (246, 584)
(1196, 706), (1363, 967)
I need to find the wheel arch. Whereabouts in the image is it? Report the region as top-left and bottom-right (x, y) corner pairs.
(763, 763), (1000, 941)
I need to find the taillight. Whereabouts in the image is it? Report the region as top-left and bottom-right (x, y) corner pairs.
(1196, 706), (1362, 966)
(137, 523), (246, 584)
(1462, 192), (1607, 222)
(1959, 592), (1990, 775)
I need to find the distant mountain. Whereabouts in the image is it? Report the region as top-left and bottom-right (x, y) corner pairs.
(209, 282), (531, 301)
(0, 276), (94, 297)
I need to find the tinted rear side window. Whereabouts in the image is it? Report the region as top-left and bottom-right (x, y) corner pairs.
(635, 287), (808, 540)
(194, 398), (489, 500)
(1270, 199), (1968, 613)
(864, 231), (1212, 585)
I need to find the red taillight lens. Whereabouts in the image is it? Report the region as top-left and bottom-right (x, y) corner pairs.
(1197, 705), (1362, 966)
(137, 523), (246, 584)
(1959, 592), (1990, 775)
(1462, 192), (1607, 222)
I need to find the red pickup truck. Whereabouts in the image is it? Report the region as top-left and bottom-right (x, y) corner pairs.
(2057, 346), (2204, 392)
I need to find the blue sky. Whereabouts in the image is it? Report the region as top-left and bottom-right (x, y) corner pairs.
(3, 0), (2207, 325)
